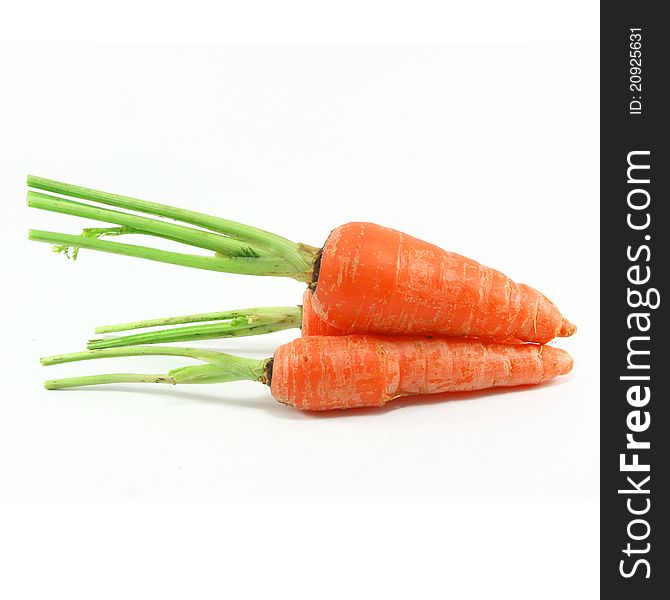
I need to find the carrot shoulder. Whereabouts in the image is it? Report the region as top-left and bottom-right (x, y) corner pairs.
(86, 290), (341, 349)
(300, 289), (347, 336)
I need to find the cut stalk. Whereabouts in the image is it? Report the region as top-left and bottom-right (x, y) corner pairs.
(88, 308), (301, 349)
(95, 306), (301, 334)
(28, 175), (318, 272)
(41, 344), (259, 368)
(45, 373), (175, 389)
(29, 230), (305, 279)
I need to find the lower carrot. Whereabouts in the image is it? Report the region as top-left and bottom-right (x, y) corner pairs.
(41, 335), (573, 411)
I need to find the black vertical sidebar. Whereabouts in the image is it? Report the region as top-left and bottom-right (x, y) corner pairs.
(601, 2), (668, 596)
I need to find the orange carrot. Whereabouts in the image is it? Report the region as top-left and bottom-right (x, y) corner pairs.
(313, 222), (576, 343)
(28, 177), (576, 343)
(41, 336), (573, 411)
(85, 289), (531, 350)
(271, 335), (572, 410)
(300, 290), (524, 342)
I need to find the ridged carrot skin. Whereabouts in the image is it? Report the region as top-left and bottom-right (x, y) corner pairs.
(270, 335), (573, 411)
(300, 289), (523, 343)
(312, 222), (576, 344)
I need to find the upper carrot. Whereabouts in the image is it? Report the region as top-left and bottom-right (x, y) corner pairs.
(41, 335), (573, 411)
(312, 222), (576, 343)
(27, 176), (575, 343)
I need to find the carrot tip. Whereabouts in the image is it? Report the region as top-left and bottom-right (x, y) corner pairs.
(558, 318), (577, 337)
(558, 351), (574, 376)
(543, 347), (574, 379)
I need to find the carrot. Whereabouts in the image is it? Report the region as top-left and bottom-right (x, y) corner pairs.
(28, 176), (575, 343)
(86, 288), (523, 350)
(272, 336), (573, 410)
(40, 336), (573, 411)
(312, 222), (576, 343)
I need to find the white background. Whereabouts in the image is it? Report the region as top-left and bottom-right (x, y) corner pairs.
(1, 3), (599, 598)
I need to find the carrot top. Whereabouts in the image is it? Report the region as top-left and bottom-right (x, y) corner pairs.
(40, 345), (271, 390)
(28, 175), (320, 282)
(88, 306), (302, 349)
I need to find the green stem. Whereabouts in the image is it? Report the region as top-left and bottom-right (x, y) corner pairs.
(28, 175), (318, 273)
(95, 306), (302, 334)
(45, 373), (175, 389)
(28, 190), (262, 258)
(87, 308), (302, 349)
(29, 230), (304, 279)
(42, 345), (252, 367)
(41, 345), (269, 390)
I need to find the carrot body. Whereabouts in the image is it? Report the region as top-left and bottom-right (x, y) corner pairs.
(270, 335), (573, 410)
(301, 289), (525, 343)
(312, 222), (576, 344)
